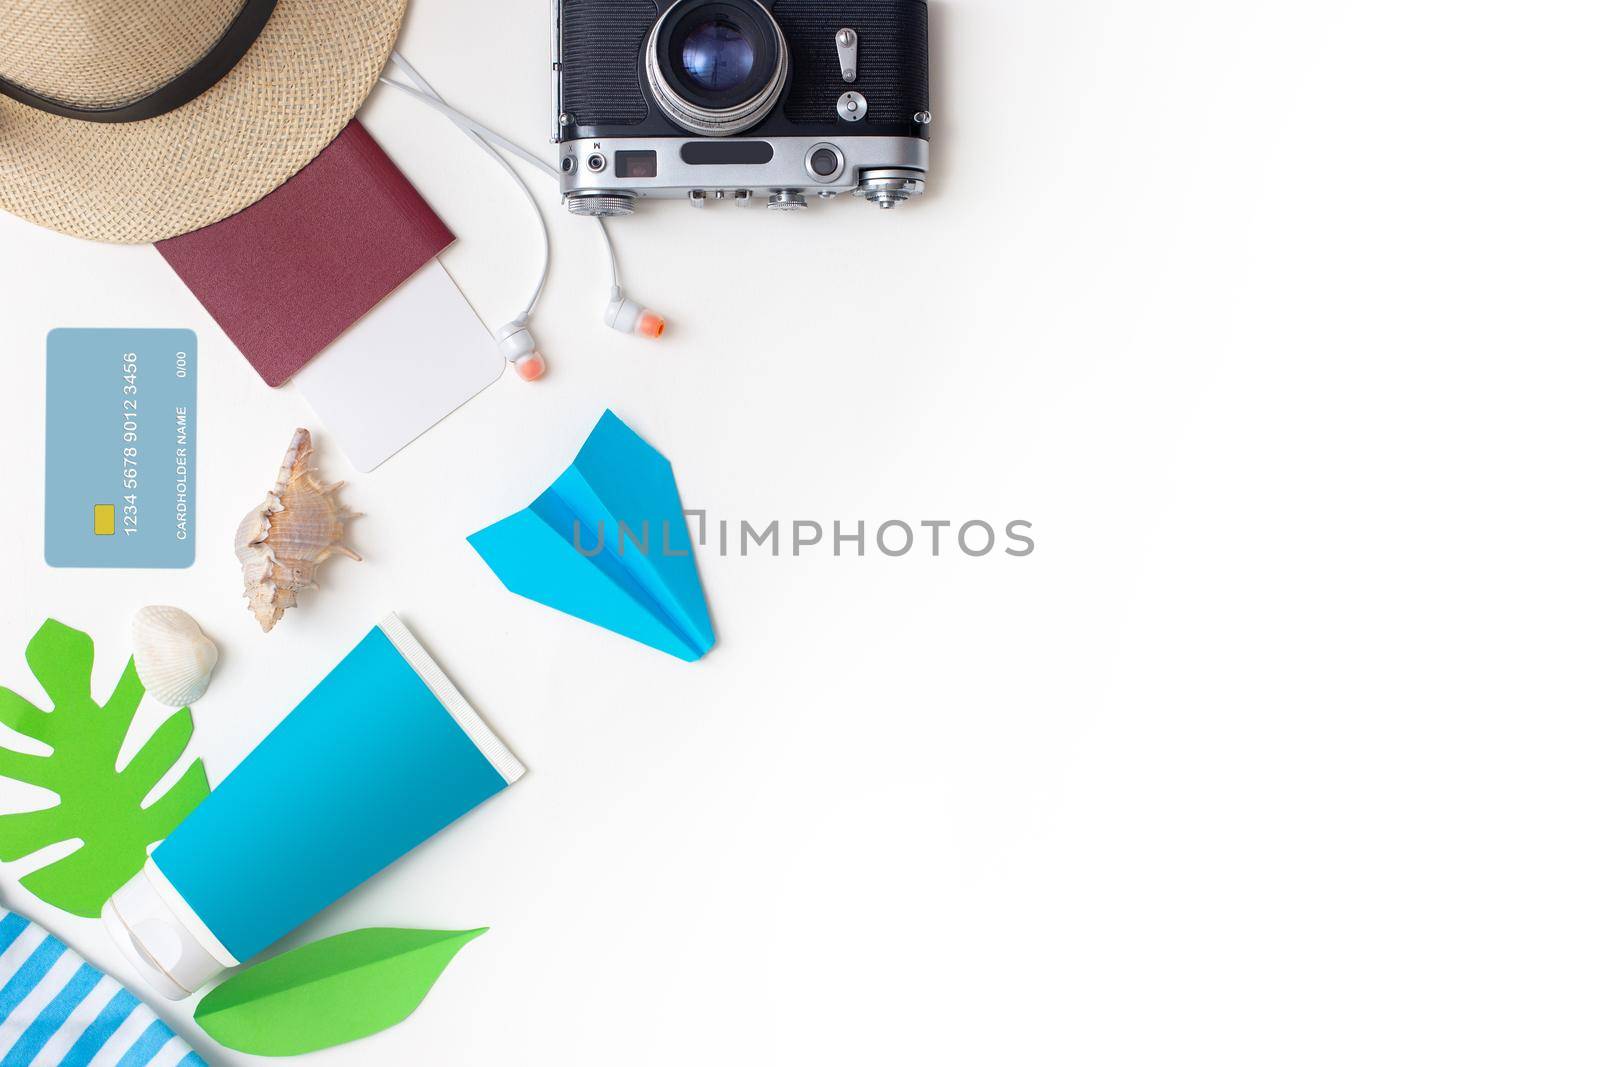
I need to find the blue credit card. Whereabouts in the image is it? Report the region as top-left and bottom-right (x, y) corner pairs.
(45, 329), (197, 568)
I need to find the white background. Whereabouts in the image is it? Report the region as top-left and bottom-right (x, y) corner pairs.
(2, 0), (1598, 1062)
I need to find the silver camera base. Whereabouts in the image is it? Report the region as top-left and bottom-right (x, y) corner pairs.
(560, 136), (929, 216)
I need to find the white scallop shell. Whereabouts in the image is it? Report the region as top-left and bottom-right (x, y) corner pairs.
(130, 606), (218, 708)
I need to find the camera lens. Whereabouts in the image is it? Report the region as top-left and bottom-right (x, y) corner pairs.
(647, 0), (788, 137)
(681, 19), (755, 93)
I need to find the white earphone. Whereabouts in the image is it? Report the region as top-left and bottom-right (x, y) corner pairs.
(380, 54), (665, 382)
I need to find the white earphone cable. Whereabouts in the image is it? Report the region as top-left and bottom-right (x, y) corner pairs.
(380, 55), (552, 318)
(379, 56), (622, 291)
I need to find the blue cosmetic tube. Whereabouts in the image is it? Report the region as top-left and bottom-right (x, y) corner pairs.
(102, 615), (524, 999)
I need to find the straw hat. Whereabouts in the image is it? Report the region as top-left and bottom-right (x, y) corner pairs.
(0, 0), (408, 243)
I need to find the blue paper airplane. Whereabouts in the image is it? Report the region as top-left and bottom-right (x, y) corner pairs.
(468, 411), (715, 661)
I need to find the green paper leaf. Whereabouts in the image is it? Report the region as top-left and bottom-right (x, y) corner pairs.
(0, 619), (211, 916)
(194, 926), (488, 1056)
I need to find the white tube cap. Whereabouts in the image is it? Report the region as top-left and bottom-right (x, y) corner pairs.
(102, 864), (230, 1000)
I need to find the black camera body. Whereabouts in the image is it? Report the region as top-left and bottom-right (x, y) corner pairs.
(552, 0), (931, 214)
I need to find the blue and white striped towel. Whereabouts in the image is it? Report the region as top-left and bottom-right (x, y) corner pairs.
(0, 909), (204, 1067)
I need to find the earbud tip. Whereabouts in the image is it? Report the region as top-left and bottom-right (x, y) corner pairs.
(637, 312), (666, 339)
(514, 354), (546, 381)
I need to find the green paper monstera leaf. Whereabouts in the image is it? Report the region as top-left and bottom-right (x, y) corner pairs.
(0, 619), (211, 916)
(195, 927), (488, 1056)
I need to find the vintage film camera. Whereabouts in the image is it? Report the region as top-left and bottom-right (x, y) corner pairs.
(551, 0), (931, 214)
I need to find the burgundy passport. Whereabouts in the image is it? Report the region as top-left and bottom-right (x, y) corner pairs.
(157, 121), (454, 387)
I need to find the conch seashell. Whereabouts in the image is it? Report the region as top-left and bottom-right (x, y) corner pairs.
(235, 429), (361, 632)
(130, 606), (218, 707)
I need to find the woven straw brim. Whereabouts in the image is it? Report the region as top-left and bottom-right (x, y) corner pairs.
(0, 0), (408, 244)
